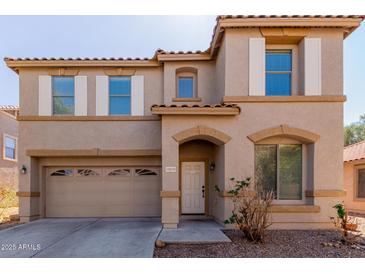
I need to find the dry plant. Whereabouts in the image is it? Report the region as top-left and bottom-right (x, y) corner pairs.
(331, 203), (361, 245)
(222, 177), (274, 243)
(0, 187), (17, 222)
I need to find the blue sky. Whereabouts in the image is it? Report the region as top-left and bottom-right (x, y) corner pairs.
(0, 15), (363, 125)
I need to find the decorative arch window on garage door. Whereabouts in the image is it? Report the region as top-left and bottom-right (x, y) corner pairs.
(107, 168), (131, 176)
(76, 168), (100, 176)
(135, 168), (158, 176)
(50, 169), (74, 176)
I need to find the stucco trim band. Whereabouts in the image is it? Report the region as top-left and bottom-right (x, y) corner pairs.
(151, 107), (239, 115)
(17, 115), (160, 121)
(248, 124), (320, 143)
(104, 68), (136, 76)
(48, 68), (79, 76)
(16, 191), (41, 197)
(223, 95), (346, 103)
(305, 190), (346, 197)
(269, 205), (321, 213)
(173, 125), (232, 145)
(172, 98), (202, 102)
(160, 191), (181, 198)
(26, 149), (162, 157)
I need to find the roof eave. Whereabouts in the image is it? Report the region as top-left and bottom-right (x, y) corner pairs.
(4, 59), (161, 73)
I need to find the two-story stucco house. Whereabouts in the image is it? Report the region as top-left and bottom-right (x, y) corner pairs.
(5, 15), (364, 229)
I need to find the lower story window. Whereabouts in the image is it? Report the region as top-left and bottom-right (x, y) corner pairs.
(255, 144), (302, 200)
(3, 135), (17, 161)
(357, 168), (365, 198)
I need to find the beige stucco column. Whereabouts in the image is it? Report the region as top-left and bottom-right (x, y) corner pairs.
(18, 155), (40, 222)
(161, 127), (180, 228)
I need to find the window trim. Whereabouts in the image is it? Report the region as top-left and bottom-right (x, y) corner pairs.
(265, 44), (298, 96)
(175, 70), (198, 100)
(3, 133), (17, 162)
(354, 165), (365, 201)
(255, 143), (306, 205)
(51, 76), (75, 116)
(108, 76), (132, 116)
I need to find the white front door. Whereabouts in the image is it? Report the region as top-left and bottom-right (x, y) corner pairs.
(181, 162), (205, 214)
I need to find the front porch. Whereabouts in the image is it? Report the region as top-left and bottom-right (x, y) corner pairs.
(160, 124), (232, 229)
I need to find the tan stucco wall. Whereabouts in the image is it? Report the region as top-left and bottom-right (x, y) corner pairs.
(17, 119), (161, 220)
(161, 101), (344, 227)
(344, 160), (365, 213)
(163, 61), (216, 104)
(222, 28), (344, 96)
(19, 67), (164, 116)
(215, 36), (226, 101)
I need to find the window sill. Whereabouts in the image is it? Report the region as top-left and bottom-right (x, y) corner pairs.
(172, 97), (202, 102)
(268, 205), (320, 213)
(3, 157), (17, 162)
(223, 95), (346, 103)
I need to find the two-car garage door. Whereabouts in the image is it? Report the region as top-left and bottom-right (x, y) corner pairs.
(46, 166), (161, 217)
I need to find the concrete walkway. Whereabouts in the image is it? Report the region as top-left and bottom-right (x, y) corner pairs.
(0, 218), (162, 258)
(158, 219), (231, 243)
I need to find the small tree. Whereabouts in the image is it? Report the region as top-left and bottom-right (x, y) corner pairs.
(344, 114), (365, 146)
(223, 177), (274, 243)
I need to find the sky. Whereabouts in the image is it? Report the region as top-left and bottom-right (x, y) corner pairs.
(0, 15), (364, 125)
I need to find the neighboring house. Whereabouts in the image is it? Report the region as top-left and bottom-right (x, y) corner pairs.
(0, 105), (19, 191)
(344, 141), (365, 214)
(4, 15), (364, 229)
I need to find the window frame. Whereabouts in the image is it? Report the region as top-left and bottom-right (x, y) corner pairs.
(3, 133), (17, 162)
(51, 76), (75, 116)
(255, 142), (306, 205)
(265, 44), (298, 96)
(354, 165), (365, 201)
(108, 76), (132, 116)
(175, 70), (198, 100)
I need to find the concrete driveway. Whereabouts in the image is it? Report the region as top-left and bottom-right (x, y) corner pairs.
(0, 218), (162, 258)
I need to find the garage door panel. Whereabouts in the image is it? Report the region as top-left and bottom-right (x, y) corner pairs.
(47, 206), (106, 218)
(46, 166), (161, 217)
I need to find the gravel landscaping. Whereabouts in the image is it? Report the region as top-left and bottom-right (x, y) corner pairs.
(154, 229), (365, 258)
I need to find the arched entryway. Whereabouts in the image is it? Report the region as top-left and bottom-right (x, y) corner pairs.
(175, 126), (231, 218)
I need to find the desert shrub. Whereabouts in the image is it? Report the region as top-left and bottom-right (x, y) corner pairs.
(332, 203), (361, 244)
(223, 177), (274, 243)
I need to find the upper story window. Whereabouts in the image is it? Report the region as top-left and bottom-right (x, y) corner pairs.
(3, 134), (17, 161)
(109, 76), (131, 115)
(52, 76), (75, 115)
(266, 50), (292, 96)
(176, 67), (197, 99)
(357, 168), (365, 199)
(178, 77), (194, 98)
(255, 144), (302, 201)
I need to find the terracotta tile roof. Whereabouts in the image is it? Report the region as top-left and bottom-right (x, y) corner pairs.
(217, 15), (365, 19)
(151, 103), (240, 115)
(155, 48), (210, 55)
(5, 15), (364, 68)
(344, 141), (365, 162)
(4, 57), (151, 62)
(0, 105), (19, 110)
